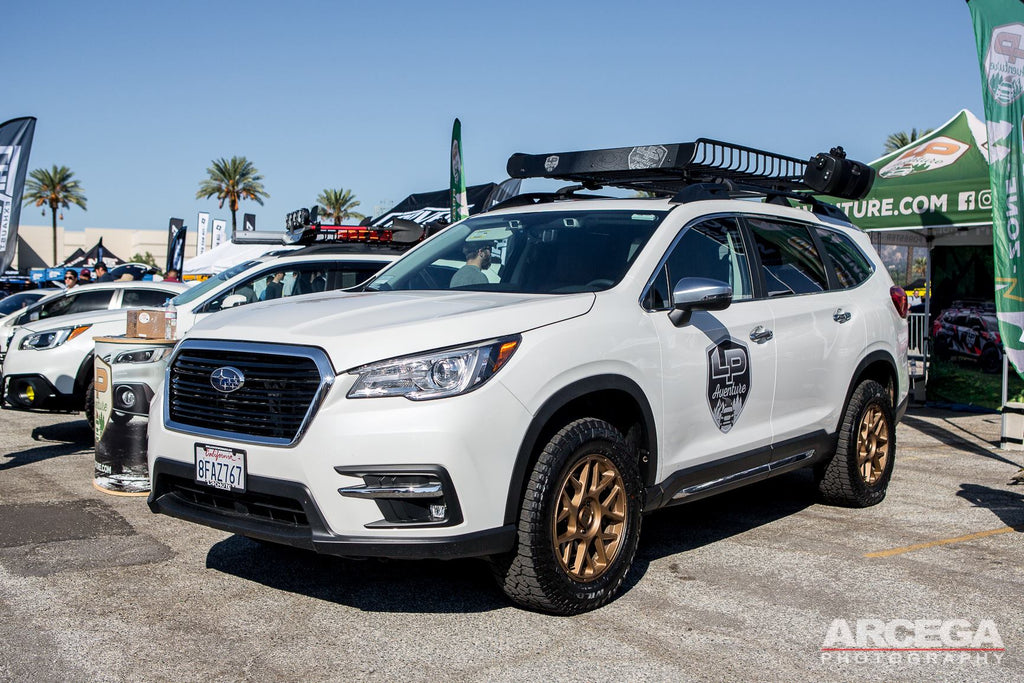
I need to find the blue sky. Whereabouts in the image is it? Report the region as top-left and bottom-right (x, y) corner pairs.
(9, 0), (985, 236)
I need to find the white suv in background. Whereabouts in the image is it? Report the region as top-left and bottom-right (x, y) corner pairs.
(0, 280), (178, 360)
(3, 247), (401, 426)
(147, 140), (908, 614)
(2, 282), (188, 419)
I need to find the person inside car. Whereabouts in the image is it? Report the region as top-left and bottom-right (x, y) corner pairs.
(450, 240), (492, 288)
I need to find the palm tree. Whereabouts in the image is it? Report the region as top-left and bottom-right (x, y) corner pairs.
(316, 188), (364, 224)
(196, 157), (270, 234)
(22, 165), (87, 265)
(883, 128), (933, 154)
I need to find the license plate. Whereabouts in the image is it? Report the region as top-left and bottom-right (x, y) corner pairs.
(194, 443), (246, 492)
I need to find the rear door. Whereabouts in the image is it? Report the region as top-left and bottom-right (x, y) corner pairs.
(744, 216), (867, 456)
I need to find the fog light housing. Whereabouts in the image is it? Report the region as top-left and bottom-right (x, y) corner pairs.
(334, 466), (463, 528)
(116, 386), (137, 410)
(8, 377), (49, 408)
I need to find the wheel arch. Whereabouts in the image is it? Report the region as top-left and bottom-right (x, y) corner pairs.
(72, 352), (95, 410)
(502, 374), (658, 526)
(845, 350), (899, 415)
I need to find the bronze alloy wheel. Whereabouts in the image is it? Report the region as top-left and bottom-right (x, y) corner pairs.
(857, 403), (890, 485)
(552, 453), (627, 582)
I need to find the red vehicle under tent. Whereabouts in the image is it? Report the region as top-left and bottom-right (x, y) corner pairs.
(931, 301), (1002, 373)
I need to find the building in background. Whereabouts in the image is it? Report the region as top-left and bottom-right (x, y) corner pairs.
(11, 224), (200, 271)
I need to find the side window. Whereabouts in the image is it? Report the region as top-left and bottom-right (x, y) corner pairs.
(323, 263), (389, 290)
(815, 228), (873, 289)
(123, 289), (175, 308)
(747, 217), (828, 296)
(644, 217), (752, 309)
(69, 290), (116, 314)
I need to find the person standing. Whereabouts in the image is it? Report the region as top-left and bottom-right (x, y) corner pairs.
(63, 270), (79, 289)
(94, 261), (113, 282)
(263, 272), (285, 300)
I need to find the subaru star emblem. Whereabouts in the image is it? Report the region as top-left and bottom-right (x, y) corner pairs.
(210, 366), (245, 393)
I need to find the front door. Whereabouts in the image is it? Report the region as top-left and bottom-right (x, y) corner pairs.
(646, 216), (777, 483)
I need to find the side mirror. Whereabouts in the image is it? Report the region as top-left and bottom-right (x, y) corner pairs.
(668, 277), (733, 327)
(221, 294), (248, 309)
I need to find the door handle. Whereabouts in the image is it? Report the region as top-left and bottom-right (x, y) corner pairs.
(750, 326), (774, 343)
(833, 309), (852, 324)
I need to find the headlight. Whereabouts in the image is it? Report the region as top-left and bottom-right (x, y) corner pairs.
(347, 336), (521, 400)
(113, 348), (171, 364)
(18, 325), (92, 350)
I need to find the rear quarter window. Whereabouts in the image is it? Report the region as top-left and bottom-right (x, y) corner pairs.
(815, 228), (874, 289)
(123, 289), (177, 308)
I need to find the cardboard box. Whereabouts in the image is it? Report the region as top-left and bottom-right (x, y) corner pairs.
(126, 308), (169, 339)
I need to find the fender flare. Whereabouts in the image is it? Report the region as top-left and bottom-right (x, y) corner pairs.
(843, 349), (899, 412)
(502, 374), (658, 525)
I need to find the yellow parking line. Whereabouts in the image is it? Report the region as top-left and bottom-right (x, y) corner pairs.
(865, 526), (1021, 558)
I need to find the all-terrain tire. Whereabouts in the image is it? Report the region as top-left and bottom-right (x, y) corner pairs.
(490, 418), (642, 615)
(816, 379), (895, 507)
(84, 380), (95, 433)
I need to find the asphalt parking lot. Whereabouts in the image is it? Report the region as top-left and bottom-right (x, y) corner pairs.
(0, 404), (1021, 682)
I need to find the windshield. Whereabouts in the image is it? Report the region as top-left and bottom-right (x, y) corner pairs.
(170, 260), (260, 306)
(365, 209), (666, 294)
(0, 292), (43, 316)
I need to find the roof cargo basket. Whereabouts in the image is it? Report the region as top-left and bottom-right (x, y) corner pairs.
(505, 138), (874, 203)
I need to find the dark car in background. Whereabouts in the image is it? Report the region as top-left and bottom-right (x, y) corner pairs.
(932, 301), (1002, 373)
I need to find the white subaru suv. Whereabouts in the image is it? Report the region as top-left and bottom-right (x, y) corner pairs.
(147, 140), (908, 614)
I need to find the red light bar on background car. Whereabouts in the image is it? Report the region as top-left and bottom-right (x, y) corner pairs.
(284, 207), (395, 246)
(311, 226), (394, 243)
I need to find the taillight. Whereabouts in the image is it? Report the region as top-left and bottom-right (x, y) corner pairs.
(890, 286), (908, 319)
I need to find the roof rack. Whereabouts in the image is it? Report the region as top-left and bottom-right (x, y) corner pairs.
(505, 138), (874, 213)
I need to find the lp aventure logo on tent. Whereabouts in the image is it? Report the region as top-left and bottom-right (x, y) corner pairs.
(879, 137), (970, 179)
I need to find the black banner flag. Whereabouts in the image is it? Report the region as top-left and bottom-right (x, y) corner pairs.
(0, 117), (37, 272)
(166, 218), (186, 274)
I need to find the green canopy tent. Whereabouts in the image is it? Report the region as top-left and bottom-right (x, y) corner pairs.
(827, 109), (992, 245)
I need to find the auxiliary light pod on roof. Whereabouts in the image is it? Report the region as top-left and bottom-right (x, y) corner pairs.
(283, 207), (395, 246)
(506, 138), (874, 204)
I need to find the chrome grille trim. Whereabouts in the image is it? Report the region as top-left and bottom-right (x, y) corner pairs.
(164, 339), (335, 446)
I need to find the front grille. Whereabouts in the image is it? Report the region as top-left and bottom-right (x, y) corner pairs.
(167, 341), (333, 444)
(163, 475), (309, 527)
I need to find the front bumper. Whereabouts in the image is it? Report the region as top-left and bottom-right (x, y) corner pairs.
(148, 459), (515, 559)
(147, 372), (533, 556)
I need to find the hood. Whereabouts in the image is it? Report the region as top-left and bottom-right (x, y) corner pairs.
(19, 307), (128, 333)
(185, 290), (595, 371)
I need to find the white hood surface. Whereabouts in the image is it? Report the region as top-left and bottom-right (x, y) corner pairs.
(184, 290), (595, 371)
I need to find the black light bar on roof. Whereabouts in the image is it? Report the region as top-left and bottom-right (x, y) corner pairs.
(506, 138), (873, 201)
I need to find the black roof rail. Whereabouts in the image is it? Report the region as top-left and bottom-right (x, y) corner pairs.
(505, 138), (874, 203)
(675, 181), (852, 222)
